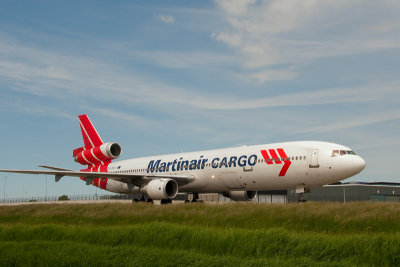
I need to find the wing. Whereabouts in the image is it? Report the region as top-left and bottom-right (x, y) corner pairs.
(38, 165), (73, 171)
(0, 168), (195, 185)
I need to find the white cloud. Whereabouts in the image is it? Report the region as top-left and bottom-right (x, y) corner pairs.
(1, 32), (399, 114)
(1, 29), (399, 123)
(296, 110), (400, 134)
(86, 107), (154, 128)
(213, 0), (400, 81)
(132, 50), (234, 69)
(215, 0), (256, 15)
(211, 32), (241, 47)
(248, 69), (297, 83)
(158, 14), (175, 24)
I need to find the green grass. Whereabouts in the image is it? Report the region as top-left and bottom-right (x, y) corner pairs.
(0, 202), (399, 266)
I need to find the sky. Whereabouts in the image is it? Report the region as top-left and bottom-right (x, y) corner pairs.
(0, 0), (399, 198)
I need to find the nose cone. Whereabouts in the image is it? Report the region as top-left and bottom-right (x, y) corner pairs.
(333, 155), (366, 180)
(354, 156), (366, 174)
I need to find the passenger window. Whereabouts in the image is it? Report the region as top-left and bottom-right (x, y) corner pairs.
(295, 156), (298, 160)
(299, 156), (302, 160)
(304, 156), (306, 160)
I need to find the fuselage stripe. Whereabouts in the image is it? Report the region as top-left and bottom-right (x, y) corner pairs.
(268, 149), (282, 164)
(260, 150), (273, 164)
(276, 148), (292, 176)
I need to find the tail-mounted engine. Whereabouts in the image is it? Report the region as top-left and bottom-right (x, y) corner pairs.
(223, 190), (257, 201)
(73, 142), (122, 166)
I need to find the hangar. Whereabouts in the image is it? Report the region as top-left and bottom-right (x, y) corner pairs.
(216, 182), (400, 203)
(287, 182), (400, 203)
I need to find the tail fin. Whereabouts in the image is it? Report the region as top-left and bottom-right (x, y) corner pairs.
(78, 114), (103, 149)
(73, 114), (122, 167)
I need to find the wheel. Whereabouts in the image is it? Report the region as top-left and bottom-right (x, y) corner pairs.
(161, 199), (172, 205)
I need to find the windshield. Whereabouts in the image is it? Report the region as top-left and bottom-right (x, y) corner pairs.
(331, 150), (357, 157)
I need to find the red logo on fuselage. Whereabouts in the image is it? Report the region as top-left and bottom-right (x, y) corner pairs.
(260, 148), (291, 176)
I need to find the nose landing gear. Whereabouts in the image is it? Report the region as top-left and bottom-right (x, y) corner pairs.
(296, 187), (310, 203)
(298, 193), (306, 202)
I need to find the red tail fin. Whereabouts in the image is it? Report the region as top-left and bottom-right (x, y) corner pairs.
(73, 115), (121, 167)
(78, 114), (103, 149)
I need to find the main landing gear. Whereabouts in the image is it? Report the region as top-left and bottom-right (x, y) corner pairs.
(186, 193), (203, 203)
(132, 196), (153, 204)
(160, 199), (172, 204)
(132, 196), (171, 205)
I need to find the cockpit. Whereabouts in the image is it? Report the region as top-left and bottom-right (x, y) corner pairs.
(331, 150), (356, 157)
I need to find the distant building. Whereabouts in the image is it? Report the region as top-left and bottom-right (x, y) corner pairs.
(287, 182), (400, 203)
(217, 182), (400, 203)
(218, 190), (287, 203)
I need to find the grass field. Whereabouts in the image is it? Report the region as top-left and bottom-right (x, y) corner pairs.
(0, 202), (399, 266)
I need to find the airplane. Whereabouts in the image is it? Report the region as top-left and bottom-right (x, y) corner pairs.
(0, 114), (366, 203)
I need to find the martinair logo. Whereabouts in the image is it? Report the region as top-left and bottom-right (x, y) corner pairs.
(145, 148), (292, 177)
(260, 148), (291, 176)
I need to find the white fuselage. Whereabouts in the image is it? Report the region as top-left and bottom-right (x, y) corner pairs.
(100, 141), (366, 194)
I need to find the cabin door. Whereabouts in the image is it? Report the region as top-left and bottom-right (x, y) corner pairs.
(309, 149), (319, 168)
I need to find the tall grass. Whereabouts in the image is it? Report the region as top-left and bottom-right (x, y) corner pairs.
(0, 202), (399, 266)
(1, 202), (399, 233)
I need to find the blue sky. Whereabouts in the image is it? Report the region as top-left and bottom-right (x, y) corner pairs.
(0, 0), (399, 198)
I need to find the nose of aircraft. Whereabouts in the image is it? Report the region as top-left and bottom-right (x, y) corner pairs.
(354, 155), (366, 174)
(333, 154), (366, 179)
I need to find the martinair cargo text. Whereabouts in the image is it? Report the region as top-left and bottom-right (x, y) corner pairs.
(0, 115), (366, 203)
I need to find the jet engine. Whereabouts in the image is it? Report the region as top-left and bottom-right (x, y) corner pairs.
(142, 179), (178, 200)
(223, 190), (257, 201)
(74, 142), (122, 165)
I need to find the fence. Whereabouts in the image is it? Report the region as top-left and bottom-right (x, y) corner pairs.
(0, 192), (288, 204)
(0, 194), (134, 204)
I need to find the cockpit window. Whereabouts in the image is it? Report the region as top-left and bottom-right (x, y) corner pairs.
(332, 150), (357, 157)
(331, 150), (339, 157)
